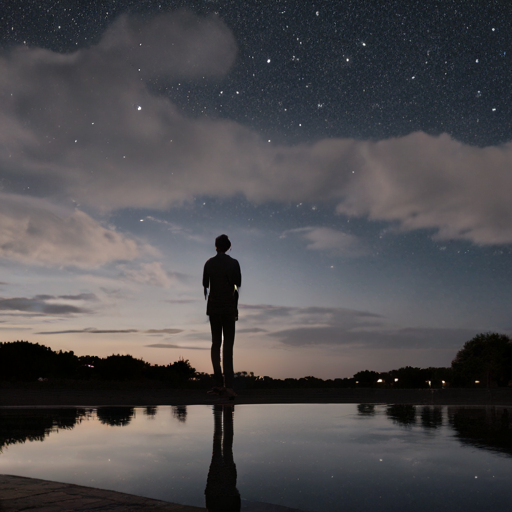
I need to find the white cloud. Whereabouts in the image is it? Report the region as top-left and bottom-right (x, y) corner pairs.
(0, 194), (148, 267)
(120, 261), (181, 288)
(0, 13), (510, 245)
(282, 227), (364, 256)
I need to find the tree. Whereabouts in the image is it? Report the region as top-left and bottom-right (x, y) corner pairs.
(451, 333), (512, 387)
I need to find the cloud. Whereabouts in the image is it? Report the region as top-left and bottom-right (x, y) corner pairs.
(0, 194), (149, 267)
(237, 327), (268, 333)
(58, 293), (98, 301)
(36, 327), (183, 335)
(0, 13), (511, 245)
(145, 343), (208, 350)
(240, 303), (475, 351)
(36, 328), (138, 335)
(145, 328), (183, 334)
(0, 296), (90, 315)
(120, 262), (183, 288)
(240, 304), (382, 327)
(268, 325), (476, 349)
(282, 227), (365, 256)
(164, 299), (198, 304)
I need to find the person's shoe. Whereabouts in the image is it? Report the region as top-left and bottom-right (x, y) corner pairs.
(224, 388), (237, 400)
(207, 386), (225, 395)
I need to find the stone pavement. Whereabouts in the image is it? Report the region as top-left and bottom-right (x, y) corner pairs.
(0, 475), (305, 512)
(0, 475), (205, 512)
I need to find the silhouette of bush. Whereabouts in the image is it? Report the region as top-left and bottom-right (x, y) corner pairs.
(96, 354), (148, 381)
(0, 341), (79, 381)
(451, 333), (512, 387)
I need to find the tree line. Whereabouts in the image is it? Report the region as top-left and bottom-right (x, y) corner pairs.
(1, 332), (511, 388)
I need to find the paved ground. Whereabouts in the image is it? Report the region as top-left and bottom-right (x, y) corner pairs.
(0, 476), (304, 512)
(0, 475), (205, 511)
(2, 387), (512, 407)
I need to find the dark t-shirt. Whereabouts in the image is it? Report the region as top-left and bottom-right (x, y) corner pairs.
(203, 253), (241, 316)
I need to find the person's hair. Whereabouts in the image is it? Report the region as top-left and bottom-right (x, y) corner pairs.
(215, 234), (231, 253)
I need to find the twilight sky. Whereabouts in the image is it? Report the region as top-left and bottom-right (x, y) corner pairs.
(0, 0), (511, 379)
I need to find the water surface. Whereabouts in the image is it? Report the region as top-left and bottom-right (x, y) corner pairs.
(1, 404), (511, 511)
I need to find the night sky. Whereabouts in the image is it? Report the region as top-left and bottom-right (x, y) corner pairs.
(0, 0), (511, 379)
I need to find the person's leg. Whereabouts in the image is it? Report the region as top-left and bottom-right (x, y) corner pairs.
(209, 315), (224, 388)
(221, 315), (236, 390)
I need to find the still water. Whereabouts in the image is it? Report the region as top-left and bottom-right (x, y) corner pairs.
(0, 404), (511, 511)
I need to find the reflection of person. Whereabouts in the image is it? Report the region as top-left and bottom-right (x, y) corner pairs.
(205, 405), (241, 512)
(203, 234), (241, 399)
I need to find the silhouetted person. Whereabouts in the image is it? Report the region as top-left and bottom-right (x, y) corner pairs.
(203, 234), (241, 399)
(204, 405), (241, 512)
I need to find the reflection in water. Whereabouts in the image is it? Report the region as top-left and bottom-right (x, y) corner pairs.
(96, 407), (134, 426)
(205, 405), (241, 512)
(357, 404), (375, 416)
(144, 406), (158, 418)
(0, 408), (89, 453)
(386, 404), (416, 427)
(420, 406), (443, 430)
(172, 405), (187, 423)
(449, 406), (512, 456)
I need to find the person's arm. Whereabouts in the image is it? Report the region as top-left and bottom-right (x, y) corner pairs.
(235, 260), (241, 288)
(203, 262), (209, 300)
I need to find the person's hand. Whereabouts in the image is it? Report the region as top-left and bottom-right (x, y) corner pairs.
(204, 287), (208, 300)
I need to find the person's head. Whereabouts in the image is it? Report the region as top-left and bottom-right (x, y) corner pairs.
(215, 234), (231, 253)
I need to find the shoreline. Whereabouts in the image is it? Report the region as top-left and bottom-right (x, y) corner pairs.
(2, 387), (512, 407)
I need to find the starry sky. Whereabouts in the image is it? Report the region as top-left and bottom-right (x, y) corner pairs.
(0, 0), (511, 379)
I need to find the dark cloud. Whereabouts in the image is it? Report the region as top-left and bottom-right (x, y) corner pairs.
(163, 299), (198, 304)
(145, 329), (183, 334)
(145, 343), (208, 350)
(240, 304), (382, 327)
(36, 327), (182, 335)
(37, 328), (138, 335)
(268, 325), (476, 349)
(237, 327), (268, 333)
(0, 296), (89, 315)
(58, 293), (98, 301)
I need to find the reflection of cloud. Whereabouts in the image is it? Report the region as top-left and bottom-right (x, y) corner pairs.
(282, 227), (364, 256)
(0, 14), (509, 245)
(0, 194), (148, 267)
(146, 343), (208, 350)
(0, 296), (89, 315)
(237, 327), (268, 333)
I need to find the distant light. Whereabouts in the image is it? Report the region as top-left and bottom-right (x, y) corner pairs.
(475, 380), (480, 384)
(394, 378), (399, 382)
(355, 381), (359, 384)
(267, 58), (271, 63)
(377, 379), (383, 383)
(442, 380), (446, 384)
(140, 219), (144, 222)
(137, 106), (142, 111)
